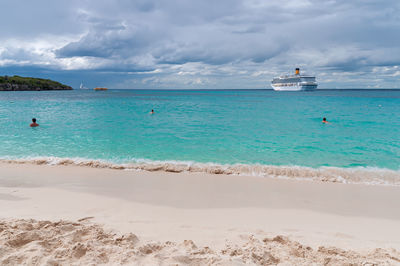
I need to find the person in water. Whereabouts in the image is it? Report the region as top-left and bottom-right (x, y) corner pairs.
(150, 109), (155, 114)
(30, 118), (39, 127)
(322, 117), (329, 123)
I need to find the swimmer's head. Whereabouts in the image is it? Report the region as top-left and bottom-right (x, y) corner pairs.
(323, 117), (326, 121)
(32, 118), (36, 123)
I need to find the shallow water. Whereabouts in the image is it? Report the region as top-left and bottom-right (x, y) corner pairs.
(0, 89), (399, 181)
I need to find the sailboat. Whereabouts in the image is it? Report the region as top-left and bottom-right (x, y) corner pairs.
(79, 82), (89, 89)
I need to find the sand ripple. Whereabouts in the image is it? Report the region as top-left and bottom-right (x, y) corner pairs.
(0, 219), (399, 265)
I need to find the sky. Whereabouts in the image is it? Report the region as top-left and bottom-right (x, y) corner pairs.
(1, 0), (400, 89)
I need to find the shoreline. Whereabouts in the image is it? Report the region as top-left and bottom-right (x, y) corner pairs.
(1, 162), (400, 264)
(1, 157), (400, 187)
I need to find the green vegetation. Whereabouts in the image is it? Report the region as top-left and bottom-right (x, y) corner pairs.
(0, 75), (72, 91)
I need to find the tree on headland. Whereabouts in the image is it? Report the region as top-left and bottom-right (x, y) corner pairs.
(0, 75), (72, 91)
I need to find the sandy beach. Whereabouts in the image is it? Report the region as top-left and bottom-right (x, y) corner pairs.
(1, 162), (400, 265)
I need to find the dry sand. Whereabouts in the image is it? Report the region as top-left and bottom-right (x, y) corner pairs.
(1, 219), (399, 265)
(1, 162), (400, 265)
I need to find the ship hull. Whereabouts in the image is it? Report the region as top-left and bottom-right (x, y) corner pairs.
(271, 83), (317, 91)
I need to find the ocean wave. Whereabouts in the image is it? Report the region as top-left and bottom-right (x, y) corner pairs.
(1, 157), (399, 186)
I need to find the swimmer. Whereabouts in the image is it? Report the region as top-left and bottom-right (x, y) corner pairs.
(30, 118), (39, 127)
(150, 109), (155, 114)
(322, 117), (329, 123)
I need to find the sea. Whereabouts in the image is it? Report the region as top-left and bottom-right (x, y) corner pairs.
(0, 89), (399, 185)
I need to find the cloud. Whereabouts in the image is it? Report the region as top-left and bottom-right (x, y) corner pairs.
(1, 0), (400, 88)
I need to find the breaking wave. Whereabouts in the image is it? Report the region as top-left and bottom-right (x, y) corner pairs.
(1, 156), (400, 186)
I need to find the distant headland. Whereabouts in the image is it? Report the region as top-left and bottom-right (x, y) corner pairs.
(0, 75), (72, 91)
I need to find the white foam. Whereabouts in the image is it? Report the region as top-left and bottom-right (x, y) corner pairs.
(1, 156), (399, 186)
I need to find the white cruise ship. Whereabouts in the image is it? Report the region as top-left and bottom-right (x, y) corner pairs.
(271, 68), (317, 91)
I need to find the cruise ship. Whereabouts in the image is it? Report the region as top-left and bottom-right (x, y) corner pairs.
(271, 68), (317, 91)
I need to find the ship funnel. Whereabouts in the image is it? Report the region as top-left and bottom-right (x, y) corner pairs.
(295, 68), (300, 75)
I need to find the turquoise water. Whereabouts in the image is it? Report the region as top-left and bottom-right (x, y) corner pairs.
(0, 89), (399, 172)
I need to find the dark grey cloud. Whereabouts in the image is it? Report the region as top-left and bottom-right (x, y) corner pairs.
(1, 0), (400, 88)
(0, 0), (82, 38)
